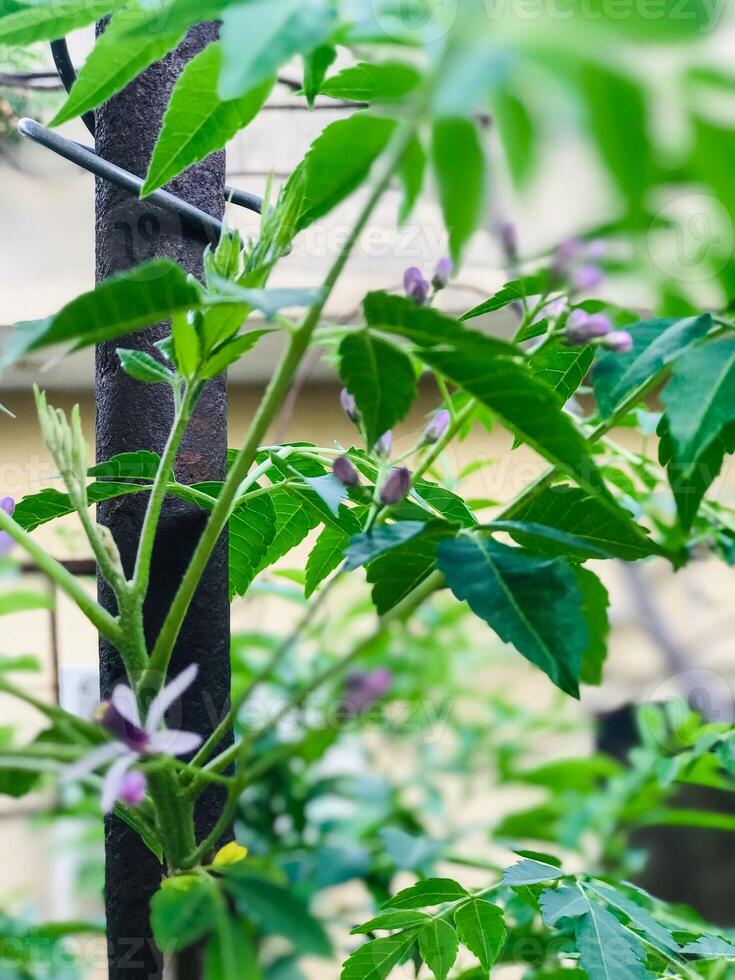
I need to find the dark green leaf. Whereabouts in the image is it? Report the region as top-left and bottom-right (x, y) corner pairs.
(341, 932), (418, 980)
(681, 936), (735, 958)
(4, 260), (200, 365)
(367, 524), (454, 615)
(418, 918), (458, 980)
(339, 330), (417, 447)
(351, 911), (431, 935)
(205, 916), (259, 980)
(454, 899), (506, 971)
(575, 567), (610, 687)
(438, 536), (589, 697)
(345, 521), (428, 571)
(586, 882), (679, 954)
(528, 344), (594, 405)
(305, 526), (349, 597)
(365, 290), (489, 349)
(431, 117), (485, 263)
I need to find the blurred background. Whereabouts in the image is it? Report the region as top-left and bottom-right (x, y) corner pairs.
(1, 7), (735, 976)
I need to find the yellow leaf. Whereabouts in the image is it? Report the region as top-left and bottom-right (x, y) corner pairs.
(213, 841), (248, 868)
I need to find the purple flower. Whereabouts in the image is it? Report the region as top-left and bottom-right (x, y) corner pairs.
(333, 455), (360, 488)
(340, 388), (360, 424)
(0, 497), (15, 558)
(584, 238), (607, 260)
(432, 257), (453, 291)
(570, 264), (605, 292)
(404, 267), (430, 305)
(374, 431), (393, 459)
(565, 311), (612, 345)
(603, 330), (634, 353)
(422, 409), (451, 446)
(499, 222), (519, 261)
(341, 668), (393, 717)
(551, 238), (582, 278)
(64, 665), (202, 812)
(379, 467), (410, 506)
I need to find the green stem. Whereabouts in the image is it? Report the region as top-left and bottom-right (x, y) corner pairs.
(0, 508), (122, 646)
(146, 767), (196, 871)
(142, 113), (422, 695)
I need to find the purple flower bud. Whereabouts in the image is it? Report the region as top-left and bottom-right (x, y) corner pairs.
(432, 257), (454, 291)
(584, 238), (607, 260)
(95, 701), (149, 753)
(422, 409), (451, 445)
(565, 311), (612, 345)
(570, 263), (605, 292)
(404, 266), (430, 305)
(0, 497), (15, 558)
(333, 455), (360, 488)
(379, 467), (410, 506)
(551, 238), (582, 279)
(533, 297), (567, 325)
(340, 388), (360, 424)
(603, 330), (634, 354)
(119, 770), (147, 807)
(374, 431), (393, 458)
(341, 668), (393, 717)
(499, 221), (519, 261)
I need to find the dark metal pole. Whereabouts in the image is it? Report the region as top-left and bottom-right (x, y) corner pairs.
(94, 23), (232, 980)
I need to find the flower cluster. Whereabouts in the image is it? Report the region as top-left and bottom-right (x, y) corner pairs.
(403, 257), (453, 305)
(564, 309), (633, 352)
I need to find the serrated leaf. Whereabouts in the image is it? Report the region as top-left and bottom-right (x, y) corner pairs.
(150, 880), (218, 953)
(486, 521), (612, 561)
(0, 0), (120, 46)
(117, 348), (176, 385)
(384, 878), (468, 910)
(431, 117), (485, 263)
(418, 918), (458, 980)
(660, 337), (735, 472)
(219, 0), (336, 100)
(257, 488), (321, 572)
(305, 526), (349, 597)
(293, 114), (397, 231)
(539, 887), (591, 926)
(199, 329), (271, 380)
(341, 932), (418, 980)
(3, 261), (200, 366)
(304, 474), (347, 516)
(438, 537), (587, 697)
(681, 935), (735, 958)
(344, 521), (428, 571)
(505, 485), (661, 561)
(586, 882), (679, 954)
(143, 43), (274, 195)
(574, 567), (610, 687)
(574, 905), (648, 980)
(339, 330), (417, 448)
(454, 899), (506, 971)
(13, 483), (151, 532)
(503, 858), (565, 886)
(351, 911), (431, 935)
(367, 524), (454, 615)
(320, 61), (421, 103)
(460, 273), (550, 321)
(591, 314), (712, 418)
(528, 344), (594, 404)
(89, 451), (161, 480)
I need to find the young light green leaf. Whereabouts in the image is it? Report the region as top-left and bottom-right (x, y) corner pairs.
(13, 484), (151, 533)
(0, 0), (120, 46)
(438, 537), (588, 697)
(503, 858), (565, 886)
(143, 43), (274, 195)
(454, 899), (506, 971)
(660, 337), (735, 472)
(199, 329), (271, 380)
(320, 61), (421, 103)
(351, 911), (431, 935)
(302, 43), (337, 105)
(418, 918), (458, 980)
(339, 330), (418, 448)
(491, 88), (537, 190)
(3, 260), (200, 365)
(591, 314), (712, 418)
(89, 451), (161, 480)
(117, 349), (176, 385)
(172, 313), (200, 379)
(293, 114), (397, 231)
(150, 880), (218, 952)
(459, 274), (550, 321)
(207, 282), (323, 319)
(431, 117), (485, 263)
(575, 904), (648, 979)
(398, 135), (427, 223)
(341, 931), (418, 980)
(219, 0), (336, 100)
(384, 878), (468, 910)
(0, 591), (54, 616)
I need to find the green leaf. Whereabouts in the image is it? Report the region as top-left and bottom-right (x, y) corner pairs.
(367, 524), (454, 615)
(320, 61), (421, 103)
(293, 115), (397, 231)
(302, 43), (337, 106)
(658, 418), (735, 532)
(89, 451), (161, 480)
(143, 43), (274, 195)
(257, 488), (321, 574)
(365, 290), (485, 349)
(486, 521), (612, 561)
(0, 654), (42, 673)
(491, 88), (537, 190)
(503, 859), (565, 886)
(199, 329), (271, 380)
(431, 117), (485, 263)
(591, 314), (712, 418)
(681, 936), (735, 958)
(460, 274), (550, 321)
(205, 915), (259, 980)
(586, 882), (679, 955)
(539, 887), (591, 926)
(574, 905), (648, 979)
(398, 136), (426, 223)
(0, 590), (54, 615)
(172, 312), (200, 379)
(50, 3), (185, 127)
(117, 348), (176, 385)
(351, 911), (431, 935)
(208, 283), (323, 320)
(453, 899), (506, 971)
(660, 337), (735, 472)
(505, 485), (661, 561)
(222, 869), (331, 956)
(341, 932), (418, 980)
(528, 344), (594, 405)
(305, 526), (349, 597)
(4, 261), (200, 366)
(384, 878), (468, 910)
(339, 330), (417, 447)
(13, 483), (151, 533)
(0, 0), (120, 46)
(150, 880), (218, 952)
(438, 537), (588, 697)
(345, 521), (428, 571)
(522, 755), (621, 792)
(219, 0), (336, 100)
(418, 919), (458, 980)
(574, 567), (610, 687)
